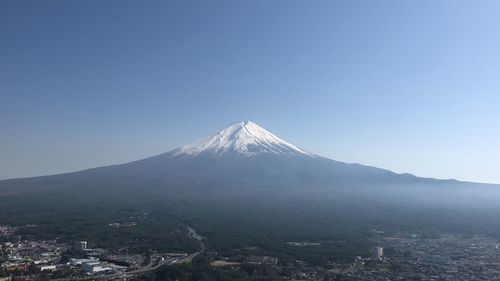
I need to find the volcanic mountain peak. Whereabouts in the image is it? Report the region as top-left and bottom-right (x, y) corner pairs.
(173, 121), (312, 157)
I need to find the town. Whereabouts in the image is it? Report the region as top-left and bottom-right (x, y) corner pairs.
(0, 224), (198, 280)
(3, 223), (500, 280)
(328, 231), (500, 280)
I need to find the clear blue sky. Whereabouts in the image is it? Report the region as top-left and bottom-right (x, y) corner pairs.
(1, 1), (499, 183)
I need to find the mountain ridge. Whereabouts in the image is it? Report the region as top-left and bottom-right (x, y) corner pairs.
(1, 121), (496, 196)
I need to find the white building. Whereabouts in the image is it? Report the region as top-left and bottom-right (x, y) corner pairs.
(371, 246), (383, 258)
(39, 265), (57, 272)
(69, 257), (98, 266)
(82, 261), (112, 273)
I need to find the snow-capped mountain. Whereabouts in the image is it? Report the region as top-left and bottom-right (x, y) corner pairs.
(0, 120), (461, 196)
(173, 121), (311, 157)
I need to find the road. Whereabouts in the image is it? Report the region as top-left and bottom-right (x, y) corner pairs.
(52, 226), (206, 281)
(187, 226), (206, 253)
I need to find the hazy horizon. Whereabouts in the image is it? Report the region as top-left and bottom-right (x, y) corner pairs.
(1, 1), (499, 183)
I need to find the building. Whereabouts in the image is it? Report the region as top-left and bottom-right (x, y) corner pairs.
(247, 255), (278, 265)
(76, 241), (87, 251)
(69, 257), (98, 266)
(371, 246), (384, 258)
(39, 265), (57, 272)
(81, 261), (112, 273)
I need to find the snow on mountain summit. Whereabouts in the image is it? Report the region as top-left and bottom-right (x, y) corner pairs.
(173, 121), (312, 157)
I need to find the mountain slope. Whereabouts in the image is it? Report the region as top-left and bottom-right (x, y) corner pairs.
(0, 121), (473, 195)
(2, 122), (499, 268)
(75, 121), (428, 187)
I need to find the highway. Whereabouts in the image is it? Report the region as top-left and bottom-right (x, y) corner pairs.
(53, 226), (206, 281)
